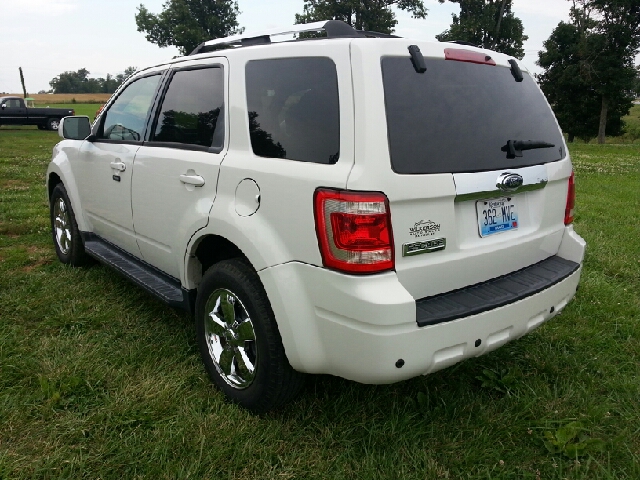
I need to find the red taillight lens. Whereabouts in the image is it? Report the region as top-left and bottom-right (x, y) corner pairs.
(314, 188), (394, 274)
(564, 171), (575, 225)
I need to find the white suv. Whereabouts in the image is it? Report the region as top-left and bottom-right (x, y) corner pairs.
(47, 20), (586, 412)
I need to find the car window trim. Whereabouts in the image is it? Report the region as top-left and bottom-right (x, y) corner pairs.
(93, 71), (167, 145)
(146, 63), (225, 153)
(141, 141), (223, 154)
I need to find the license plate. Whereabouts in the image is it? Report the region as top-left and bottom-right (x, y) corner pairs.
(476, 197), (518, 237)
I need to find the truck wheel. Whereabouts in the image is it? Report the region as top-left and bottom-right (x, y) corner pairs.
(47, 118), (61, 131)
(50, 184), (88, 266)
(195, 259), (305, 413)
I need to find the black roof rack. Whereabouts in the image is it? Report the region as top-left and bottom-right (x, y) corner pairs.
(189, 20), (398, 55)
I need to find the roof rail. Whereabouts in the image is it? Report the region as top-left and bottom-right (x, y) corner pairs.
(189, 20), (368, 55)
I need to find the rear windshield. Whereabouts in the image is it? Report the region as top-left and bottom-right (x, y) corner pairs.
(381, 56), (564, 174)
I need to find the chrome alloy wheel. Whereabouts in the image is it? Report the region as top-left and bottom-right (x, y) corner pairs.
(53, 197), (72, 255)
(203, 289), (257, 389)
(50, 119), (60, 130)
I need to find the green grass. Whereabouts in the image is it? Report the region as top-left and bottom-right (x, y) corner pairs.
(45, 104), (102, 120)
(1, 130), (639, 479)
(623, 104), (640, 129)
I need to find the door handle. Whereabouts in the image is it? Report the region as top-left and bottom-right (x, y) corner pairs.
(179, 174), (205, 187)
(110, 161), (126, 172)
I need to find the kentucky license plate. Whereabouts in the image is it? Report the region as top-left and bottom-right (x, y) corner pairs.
(476, 197), (519, 237)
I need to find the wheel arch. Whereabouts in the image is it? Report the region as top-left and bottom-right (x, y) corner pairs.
(47, 172), (62, 200)
(46, 154), (90, 232)
(184, 233), (253, 291)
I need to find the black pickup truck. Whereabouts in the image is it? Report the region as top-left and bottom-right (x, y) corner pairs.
(0, 96), (75, 130)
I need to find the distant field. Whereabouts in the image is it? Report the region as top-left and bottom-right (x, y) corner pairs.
(623, 104), (640, 129)
(7, 93), (112, 105)
(0, 130), (639, 478)
(46, 104), (101, 121)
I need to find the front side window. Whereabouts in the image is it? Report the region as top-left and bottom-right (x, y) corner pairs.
(151, 67), (225, 149)
(6, 99), (22, 108)
(99, 74), (161, 142)
(245, 57), (340, 164)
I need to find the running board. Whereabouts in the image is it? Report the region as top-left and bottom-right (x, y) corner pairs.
(416, 256), (580, 327)
(82, 233), (192, 312)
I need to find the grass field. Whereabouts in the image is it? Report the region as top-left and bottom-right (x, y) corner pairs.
(14, 93), (112, 105)
(626, 103), (640, 127)
(0, 129), (639, 478)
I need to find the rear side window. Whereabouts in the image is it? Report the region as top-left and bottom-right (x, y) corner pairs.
(5, 99), (22, 108)
(245, 57), (340, 164)
(381, 57), (565, 174)
(99, 75), (161, 142)
(151, 67), (224, 149)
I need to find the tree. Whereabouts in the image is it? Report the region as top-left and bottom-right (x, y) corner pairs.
(135, 0), (242, 55)
(537, 1), (640, 143)
(49, 68), (94, 94)
(584, 0), (640, 143)
(436, 0), (527, 58)
(49, 68), (138, 94)
(294, 0), (428, 35)
(537, 20), (628, 141)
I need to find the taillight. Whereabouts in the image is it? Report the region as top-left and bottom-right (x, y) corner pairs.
(564, 171), (575, 225)
(71, 109), (75, 115)
(444, 48), (496, 66)
(314, 188), (394, 274)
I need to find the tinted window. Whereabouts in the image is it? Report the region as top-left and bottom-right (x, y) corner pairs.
(6, 99), (22, 108)
(152, 67), (224, 148)
(381, 57), (565, 174)
(246, 57), (340, 164)
(100, 75), (161, 141)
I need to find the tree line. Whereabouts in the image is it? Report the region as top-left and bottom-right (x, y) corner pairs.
(537, 0), (640, 143)
(134, 0), (639, 143)
(49, 67), (137, 94)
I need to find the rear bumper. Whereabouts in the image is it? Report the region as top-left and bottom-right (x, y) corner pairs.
(259, 226), (585, 384)
(415, 255), (579, 327)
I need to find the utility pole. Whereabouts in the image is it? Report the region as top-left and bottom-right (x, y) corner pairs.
(19, 67), (28, 98)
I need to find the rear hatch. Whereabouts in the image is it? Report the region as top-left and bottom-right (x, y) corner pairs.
(348, 40), (572, 300)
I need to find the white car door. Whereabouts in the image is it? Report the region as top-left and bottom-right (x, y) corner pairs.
(131, 60), (227, 278)
(73, 74), (163, 255)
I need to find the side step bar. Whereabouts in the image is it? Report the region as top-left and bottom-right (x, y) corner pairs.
(82, 233), (193, 312)
(416, 256), (580, 327)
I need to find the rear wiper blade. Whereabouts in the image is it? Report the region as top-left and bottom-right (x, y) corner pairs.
(501, 140), (555, 159)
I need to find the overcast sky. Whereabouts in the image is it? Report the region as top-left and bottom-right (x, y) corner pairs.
(0, 0), (587, 93)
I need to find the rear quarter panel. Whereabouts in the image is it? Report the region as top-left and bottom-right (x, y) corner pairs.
(187, 40), (356, 284)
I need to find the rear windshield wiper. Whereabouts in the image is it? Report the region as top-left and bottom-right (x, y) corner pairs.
(501, 140), (555, 159)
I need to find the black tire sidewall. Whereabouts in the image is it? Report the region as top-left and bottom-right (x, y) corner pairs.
(195, 259), (285, 412)
(50, 184), (85, 266)
(47, 118), (60, 131)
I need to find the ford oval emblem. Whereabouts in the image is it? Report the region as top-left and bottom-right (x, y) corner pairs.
(497, 173), (524, 191)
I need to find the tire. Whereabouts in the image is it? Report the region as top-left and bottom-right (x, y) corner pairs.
(47, 118), (61, 131)
(50, 183), (88, 266)
(195, 259), (305, 413)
